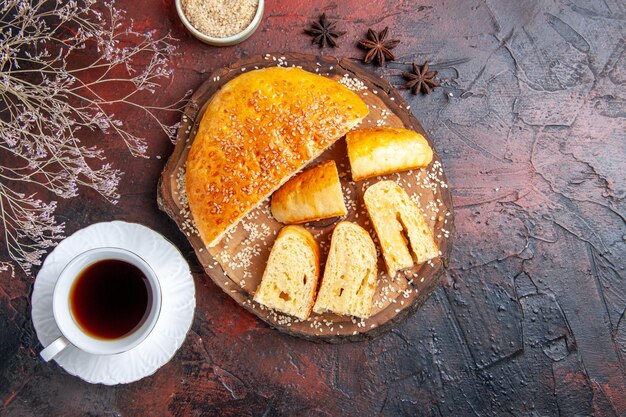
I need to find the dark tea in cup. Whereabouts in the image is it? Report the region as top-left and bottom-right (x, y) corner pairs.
(41, 247), (161, 361)
(70, 259), (151, 340)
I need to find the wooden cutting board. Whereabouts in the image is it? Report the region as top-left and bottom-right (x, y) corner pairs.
(158, 53), (454, 342)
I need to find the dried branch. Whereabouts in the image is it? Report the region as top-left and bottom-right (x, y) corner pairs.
(0, 0), (188, 274)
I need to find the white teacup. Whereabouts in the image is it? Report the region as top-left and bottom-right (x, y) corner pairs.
(40, 247), (162, 361)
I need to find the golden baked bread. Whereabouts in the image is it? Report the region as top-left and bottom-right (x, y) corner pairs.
(270, 160), (347, 224)
(253, 225), (320, 320)
(346, 127), (433, 181)
(186, 67), (369, 247)
(364, 180), (438, 277)
(313, 222), (378, 319)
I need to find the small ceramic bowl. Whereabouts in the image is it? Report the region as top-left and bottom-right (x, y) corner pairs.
(175, 0), (264, 46)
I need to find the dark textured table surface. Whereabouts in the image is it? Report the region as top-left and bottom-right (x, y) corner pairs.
(1, 0), (625, 416)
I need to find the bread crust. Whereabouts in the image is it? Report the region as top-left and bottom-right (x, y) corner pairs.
(313, 221), (378, 318)
(364, 180), (438, 277)
(186, 67), (369, 247)
(253, 225), (320, 320)
(270, 160), (347, 224)
(346, 127), (433, 181)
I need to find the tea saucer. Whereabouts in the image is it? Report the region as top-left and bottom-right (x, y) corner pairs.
(32, 221), (195, 385)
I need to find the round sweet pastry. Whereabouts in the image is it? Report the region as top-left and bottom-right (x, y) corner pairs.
(185, 66), (368, 248)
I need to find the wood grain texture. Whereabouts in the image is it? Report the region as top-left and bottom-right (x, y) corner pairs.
(1, 0), (625, 416)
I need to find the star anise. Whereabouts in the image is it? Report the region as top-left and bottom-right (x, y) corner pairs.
(403, 61), (440, 95)
(305, 13), (346, 48)
(358, 27), (400, 66)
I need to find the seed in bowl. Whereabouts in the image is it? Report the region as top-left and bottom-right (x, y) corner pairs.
(181, 0), (259, 38)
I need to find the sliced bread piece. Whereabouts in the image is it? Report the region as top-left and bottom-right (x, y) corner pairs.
(271, 160), (347, 224)
(313, 222), (378, 318)
(346, 127), (433, 181)
(364, 180), (438, 277)
(253, 225), (320, 320)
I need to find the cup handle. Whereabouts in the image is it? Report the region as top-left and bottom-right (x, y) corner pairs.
(40, 336), (70, 362)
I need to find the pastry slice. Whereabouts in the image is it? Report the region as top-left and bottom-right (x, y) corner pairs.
(313, 222), (378, 319)
(253, 225), (320, 320)
(364, 180), (438, 277)
(346, 127), (433, 181)
(271, 160), (347, 224)
(186, 67), (368, 248)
